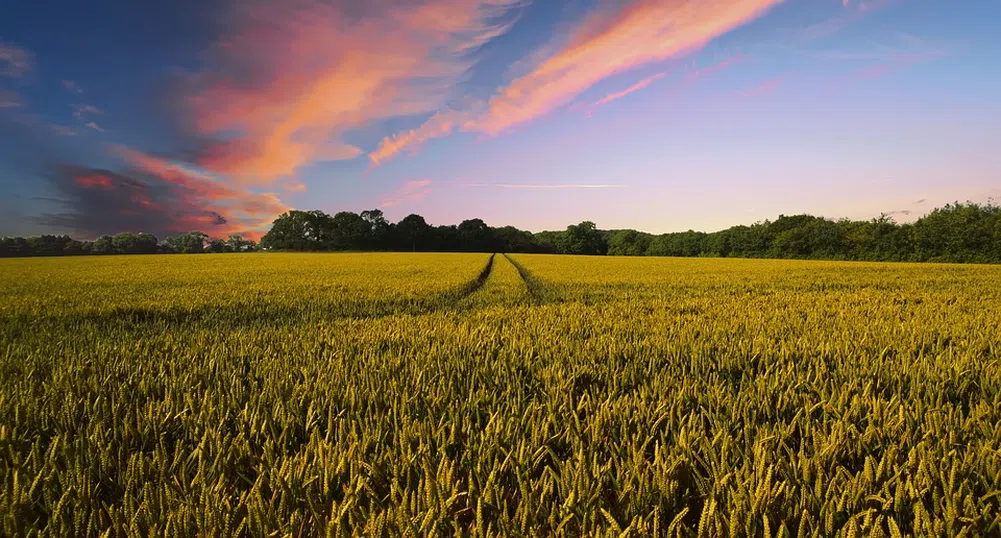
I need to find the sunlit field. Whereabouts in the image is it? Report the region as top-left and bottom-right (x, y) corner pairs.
(2, 253), (1000, 536)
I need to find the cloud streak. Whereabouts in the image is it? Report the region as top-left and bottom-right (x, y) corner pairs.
(380, 179), (432, 208)
(593, 72), (667, 107)
(738, 75), (785, 99)
(36, 145), (290, 241)
(472, 0), (782, 135)
(464, 183), (624, 189)
(0, 42), (33, 79)
(371, 0), (782, 163)
(0, 89), (21, 108)
(62, 80), (83, 94)
(186, 0), (526, 184)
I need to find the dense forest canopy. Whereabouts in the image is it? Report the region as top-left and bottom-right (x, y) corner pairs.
(3, 202), (1001, 264)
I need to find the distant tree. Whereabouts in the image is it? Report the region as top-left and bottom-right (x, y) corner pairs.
(607, 230), (651, 256)
(112, 232), (158, 254)
(493, 225), (537, 253)
(331, 211), (371, 250)
(361, 209), (390, 250)
(4, 200), (1000, 262)
(912, 202), (1000, 262)
(226, 234), (250, 252)
(532, 231), (563, 254)
(91, 235), (115, 255)
(396, 214), (432, 252)
(457, 218), (495, 252)
(260, 210), (333, 251)
(167, 232), (208, 254)
(25, 235), (72, 256)
(560, 221), (606, 255)
(207, 239), (227, 253)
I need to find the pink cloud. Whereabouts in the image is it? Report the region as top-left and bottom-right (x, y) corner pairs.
(112, 146), (290, 238)
(187, 0), (524, 184)
(593, 72), (667, 107)
(75, 174), (115, 190)
(370, 109), (466, 165)
(380, 179), (433, 208)
(471, 0), (782, 135)
(738, 75), (785, 99)
(798, 0), (899, 42)
(370, 0), (781, 162)
(0, 89), (21, 108)
(282, 180), (307, 193)
(0, 43), (33, 79)
(62, 80), (83, 94)
(681, 53), (747, 83)
(464, 183), (625, 189)
(51, 125), (78, 136)
(831, 48), (946, 89)
(73, 104), (101, 121)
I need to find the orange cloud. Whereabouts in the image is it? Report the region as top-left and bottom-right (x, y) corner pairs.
(371, 0), (782, 163)
(282, 180), (307, 193)
(75, 174), (114, 190)
(188, 0), (524, 184)
(473, 0), (783, 135)
(370, 109), (466, 165)
(464, 183), (624, 189)
(380, 179), (432, 208)
(113, 146), (289, 237)
(593, 72), (666, 107)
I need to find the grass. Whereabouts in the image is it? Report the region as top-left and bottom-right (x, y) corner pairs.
(1, 253), (999, 536)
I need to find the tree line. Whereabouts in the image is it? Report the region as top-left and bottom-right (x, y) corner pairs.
(3, 202), (1000, 263)
(0, 232), (257, 257)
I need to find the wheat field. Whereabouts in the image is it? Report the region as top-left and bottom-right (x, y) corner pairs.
(1, 253), (999, 537)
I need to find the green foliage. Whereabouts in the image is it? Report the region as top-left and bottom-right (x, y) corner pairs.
(607, 230), (651, 257)
(5, 201), (1001, 263)
(2, 253), (1000, 536)
(559, 221), (607, 255)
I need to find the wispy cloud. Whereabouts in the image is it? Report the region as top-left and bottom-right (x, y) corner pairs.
(0, 89), (21, 108)
(187, 0), (526, 184)
(370, 0), (780, 163)
(681, 53), (747, 83)
(738, 75), (785, 99)
(108, 146), (288, 239)
(464, 183), (625, 189)
(796, 0), (899, 43)
(883, 209), (912, 219)
(42, 165), (270, 240)
(51, 125), (77, 136)
(62, 80), (83, 94)
(73, 104), (101, 120)
(0, 42), (33, 79)
(370, 109), (467, 166)
(471, 0), (780, 135)
(815, 32), (952, 91)
(380, 179), (432, 208)
(593, 72), (667, 107)
(85, 122), (105, 132)
(281, 180), (307, 193)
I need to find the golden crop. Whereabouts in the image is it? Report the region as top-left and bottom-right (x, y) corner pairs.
(1, 252), (999, 536)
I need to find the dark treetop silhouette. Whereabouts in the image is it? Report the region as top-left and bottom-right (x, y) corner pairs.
(3, 202), (1000, 264)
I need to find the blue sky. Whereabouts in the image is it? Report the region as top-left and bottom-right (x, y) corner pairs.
(2, 0), (999, 240)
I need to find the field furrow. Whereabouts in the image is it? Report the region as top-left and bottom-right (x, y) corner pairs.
(458, 253), (528, 309)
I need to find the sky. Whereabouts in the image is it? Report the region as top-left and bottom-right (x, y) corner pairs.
(1, 0), (1000, 240)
